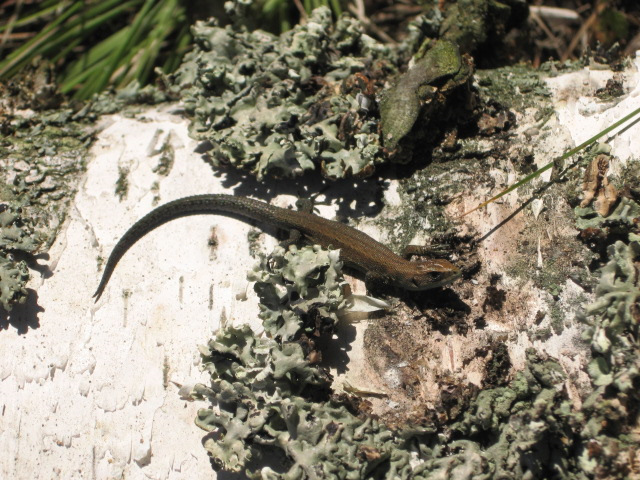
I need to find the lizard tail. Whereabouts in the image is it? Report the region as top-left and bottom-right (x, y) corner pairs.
(93, 194), (267, 301)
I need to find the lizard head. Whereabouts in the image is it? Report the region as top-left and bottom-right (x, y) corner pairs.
(396, 258), (461, 291)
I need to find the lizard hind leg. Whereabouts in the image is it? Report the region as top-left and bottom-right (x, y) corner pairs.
(280, 228), (303, 248)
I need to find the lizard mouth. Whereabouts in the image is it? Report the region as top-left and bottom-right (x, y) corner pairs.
(411, 269), (461, 290)
(433, 269), (462, 288)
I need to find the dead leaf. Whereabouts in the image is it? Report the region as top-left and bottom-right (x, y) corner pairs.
(595, 179), (618, 217)
(580, 154), (618, 216)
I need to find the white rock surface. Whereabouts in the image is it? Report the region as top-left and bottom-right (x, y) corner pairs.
(546, 55), (640, 166)
(1, 106), (286, 479)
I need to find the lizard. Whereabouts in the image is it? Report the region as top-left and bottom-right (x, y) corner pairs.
(93, 194), (461, 301)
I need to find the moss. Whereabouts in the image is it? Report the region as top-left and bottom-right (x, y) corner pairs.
(162, 356), (170, 389)
(484, 343), (511, 386)
(115, 165), (130, 201)
(531, 327), (553, 342)
(379, 40), (472, 154)
(548, 304), (565, 335)
(150, 181), (161, 206)
(617, 160), (640, 191)
(95, 255), (104, 273)
(246, 229), (263, 258)
(377, 160), (467, 256)
(152, 138), (175, 177)
(475, 64), (553, 113)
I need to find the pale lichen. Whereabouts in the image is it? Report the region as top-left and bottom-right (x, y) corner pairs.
(0, 203), (42, 310)
(194, 246), (474, 478)
(170, 0), (533, 180)
(0, 251), (30, 311)
(0, 75), (94, 312)
(192, 246), (583, 479)
(174, 7), (395, 180)
(451, 349), (577, 479)
(193, 246), (416, 477)
(575, 195), (640, 477)
(247, 245), (347, 340)
(576, 196), (640, 241)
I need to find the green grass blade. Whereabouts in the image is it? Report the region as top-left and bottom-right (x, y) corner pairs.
(0, 0), (130, 76)
(262, 0), (283, 15)
(161, 22), (191, 73)
(95, 0), (155, 92)
(60, 0), (189, 98)
(61, 29), (129, 92)
(0, 2), (68, 32)
(113, 0), (178, 86)
(0, 1), (84, 77)
(462, 105), (640, 216)
(329, 0), (342, 15)
(48, 1), (142, 63)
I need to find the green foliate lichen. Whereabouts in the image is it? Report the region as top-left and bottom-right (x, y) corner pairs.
(580, 238), (639, 416)
(173, 7), (396, 180)
(575, 197), (640, 241)
(0, 254), (29, 311)
(193, 247), (420, 478)
(452, 349), (577, 479)
(248, 245), (347, 340)
(582, 240), (639, 356)
(576, 194), (640, 477)
(192, 325), (327, 473)
(193, 324), (418, 478)
(0, 203), (45, 310)
(0, 204), (41, 253)
(578, 199), (640, 364)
